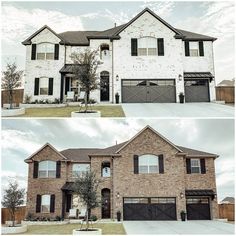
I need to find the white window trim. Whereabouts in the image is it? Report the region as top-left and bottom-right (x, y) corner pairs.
(39, 77), (49, 95)
(138, 37), (157, 56)
(36, 43), (54, 60)
(190, 158), (201, 173)
(138, 154), (159, 174)
(38, 160), (56, 178)
(189, 42), (199, 57)
(72, 164), (90, 178)
(41, 194), (50, 213)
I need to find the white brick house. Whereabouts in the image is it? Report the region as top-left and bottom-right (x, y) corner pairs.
(22, 8), (217, 103)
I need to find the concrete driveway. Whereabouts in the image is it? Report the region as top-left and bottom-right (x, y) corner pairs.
(122, 103), (234, 117)
(123, 221), (235, 235)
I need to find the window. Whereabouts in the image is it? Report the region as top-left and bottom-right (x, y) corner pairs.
(189, 42), (199, 57)
(151, 198), (175, 204)
(38, 161), (56, 178)
(187, 198), (209, 204)
(102, 162), (110, 177)
(72, 164), (90, 177)
(124, 198), (149, 204)
(190, 159), (201, 173)
(139, 154), (159, 174)
(138, 37), (157, 56)
(37, 43), (54, 60)
(100, 44), (110, 59)
(39, 77), (49, 95)
(41, 195), (50, 212)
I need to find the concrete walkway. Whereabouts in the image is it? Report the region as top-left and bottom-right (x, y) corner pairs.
(122, 103), (234, 118)
(123, 221), (235, 235)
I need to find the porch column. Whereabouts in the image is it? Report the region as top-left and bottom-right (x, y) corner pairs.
(61, 191), (66, 220)
(60, 74), (64, 102)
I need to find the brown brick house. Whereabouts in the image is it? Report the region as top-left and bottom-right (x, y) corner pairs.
(25, 126), (219, 221)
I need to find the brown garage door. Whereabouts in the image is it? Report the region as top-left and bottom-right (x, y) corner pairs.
(122, 79), (176, 103)
(123, 197), (177, 220)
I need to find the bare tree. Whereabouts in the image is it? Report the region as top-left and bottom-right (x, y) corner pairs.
(72, 171), (101, 231)
(2, 181), (25, 227)
(1, 62), (23, 109)
(71, 49), (101, 112)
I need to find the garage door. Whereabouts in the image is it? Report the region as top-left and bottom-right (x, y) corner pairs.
(184, 79), (210, 102)
(186, 197), (211, 220)
(122, 79), (176, 103)
(123, 197), (177, 220)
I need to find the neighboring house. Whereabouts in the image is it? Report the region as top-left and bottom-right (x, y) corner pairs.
(215, 79), (235, 103)
(217, 80), (235, 87)
(22, 8), (217, 104)
(220, 197), (235, 204)
(24, 126), (219, 221)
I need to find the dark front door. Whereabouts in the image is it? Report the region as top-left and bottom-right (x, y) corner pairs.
(184, 79), (210, 102)
(100, 75), (109, 101)
(122, 79), (176, 103)
(186, 197), (211, 220)
(101, 189), (111, 218)
(123, 197), (177, 220)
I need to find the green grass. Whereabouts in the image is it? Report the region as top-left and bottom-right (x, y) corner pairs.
(18, 105), (125, 117)
(22, 223), (126, 235)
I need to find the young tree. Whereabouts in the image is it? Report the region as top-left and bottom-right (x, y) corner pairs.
(1, 62), (23, 109)
(72, 171), (101, 230)
(71, 49), (101, 112)
(2, 181), (25, 226)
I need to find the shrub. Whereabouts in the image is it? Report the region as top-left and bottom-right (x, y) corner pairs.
(24, 94), (32, 104)
(25, 212), (34, 221)
(55, 215), (61, 221)
(54, 98), (60, 104)
(90, 215), (97, 221)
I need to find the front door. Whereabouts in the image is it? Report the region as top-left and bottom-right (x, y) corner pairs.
(101, 189), (111, 218)
(100, 74), (109, 101)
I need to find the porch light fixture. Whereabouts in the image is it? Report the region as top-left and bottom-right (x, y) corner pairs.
(178, 74), (183, 82)
(180, 192), (184, 199)
(116, 192), (120, 198)
(116, 75), (119, 81)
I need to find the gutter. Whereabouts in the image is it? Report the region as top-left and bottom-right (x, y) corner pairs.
(111, 39), (114, 103)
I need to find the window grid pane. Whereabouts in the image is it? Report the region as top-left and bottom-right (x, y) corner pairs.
(138, 154), (159, 174)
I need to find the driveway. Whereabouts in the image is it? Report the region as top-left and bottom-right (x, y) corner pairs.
(122, 103), (234, 117)
(123, 221), (235, 235)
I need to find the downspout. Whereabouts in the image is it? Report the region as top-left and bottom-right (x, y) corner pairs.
(211, 41), (216, 101)
(111, 39), (114, 103)
(111, 156), (115, 219)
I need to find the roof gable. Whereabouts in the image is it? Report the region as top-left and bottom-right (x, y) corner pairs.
(116, 125), (183, 153)
(24, 143), (67, 163)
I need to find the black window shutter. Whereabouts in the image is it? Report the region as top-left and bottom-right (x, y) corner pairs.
(65, 78), (70, 95)
(186, 158), (191, 174)
(66, 194), (72, 212)
(56, 161), (61, 178)
(131, 38), (138, 56)
(185, 41), (190, 56)
(33, 161), (39, 178)
(34, 78), (39, 95)
(48, 78), (54, 95)
(36, 195), (41, 213)
(50, 194), (55, 213)
(158, 154), (164, 173)
(134, 155), (139, 174)
(199, 41), (204, 56)
(31, 44), (37, 60)
(200, 158), (206, 174)
(157, 38), (164, 56)
(54, 44), (59, 60)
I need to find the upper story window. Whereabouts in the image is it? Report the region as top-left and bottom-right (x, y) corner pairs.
(102, 162), (110, 177)
(38, 160), (56, 178)
(41, 194), (50, 213)
(185, 41), (204, 57)
(138, 37), (157, 56)
(100, 44), (110, 59)
(72, 164), (90, 177)
(190, 159), (201, 173)
(37, 43), (54, 60)
(139, 154), (159, 173)
(189, 42), (199, 57)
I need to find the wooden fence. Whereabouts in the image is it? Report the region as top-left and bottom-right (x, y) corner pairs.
(216, 86), (235, 103)
(218, 204), (235, 221)
(1, 89), (24, 107)
(1, 206), (26, 224)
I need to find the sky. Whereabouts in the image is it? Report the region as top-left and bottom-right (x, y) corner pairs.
(1, 1), (235, 85)
(1, 118), (234, 203)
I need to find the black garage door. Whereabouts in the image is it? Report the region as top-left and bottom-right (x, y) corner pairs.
(122, 79), (176, 103)
(184, 79), (210, 102)
(186, 197), (211, 220)
(123, 197), (177, 220)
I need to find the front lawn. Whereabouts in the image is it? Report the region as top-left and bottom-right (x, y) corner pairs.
(18, 105), (125, 117)
(22, 223), (126, 235)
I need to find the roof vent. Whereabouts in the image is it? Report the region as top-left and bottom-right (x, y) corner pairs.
(114, 23), (117, 28)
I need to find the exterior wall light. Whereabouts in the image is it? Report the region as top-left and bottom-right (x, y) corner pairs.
(180, 192), (184, 199)
(116, 192), (120, 198)
(116, 75), (119, 81)
(178, 74), (183, 82)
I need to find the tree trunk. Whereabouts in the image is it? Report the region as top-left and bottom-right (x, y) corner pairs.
(84, 91), (88, 112)
(86, 206), (89, 230)
(9, 90), (13, 109)
(10, 209), (15, 227)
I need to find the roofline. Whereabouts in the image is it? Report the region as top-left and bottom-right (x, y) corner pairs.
(89, 154), (122, 157)
(22, 25), (65, 45)
(116, 125), (183, 153)
(186, 154), (219, 158)
(24, 143), (67, 163)
(114, 7), (183, 37)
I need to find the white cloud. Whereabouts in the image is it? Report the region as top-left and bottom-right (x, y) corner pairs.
(1, 5), (84, 45)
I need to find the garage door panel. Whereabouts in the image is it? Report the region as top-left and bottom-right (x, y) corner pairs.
(122, 86), (147, 103)
(123, 204), (150, 220)
(149, 86), (176, 103)
(151, 204), (177, 220)
(187, 204), (210, 220)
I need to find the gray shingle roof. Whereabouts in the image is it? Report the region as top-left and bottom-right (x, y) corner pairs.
(217, 80), (235, 87)
(221, 197), (235, 204)
(176, 145), (217, 157)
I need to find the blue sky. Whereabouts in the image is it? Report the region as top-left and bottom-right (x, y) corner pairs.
(1, 1), (235, 84)
(1, 118), (234, 203)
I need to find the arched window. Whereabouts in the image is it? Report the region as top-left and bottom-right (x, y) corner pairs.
(100, 44), (110, 59)
(138, 37), (157, 56)
(38, 160), (56, 178)
(102, 162), (110, 177)
(37, 43), (54, 60)
(139, 154), (159, 173)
